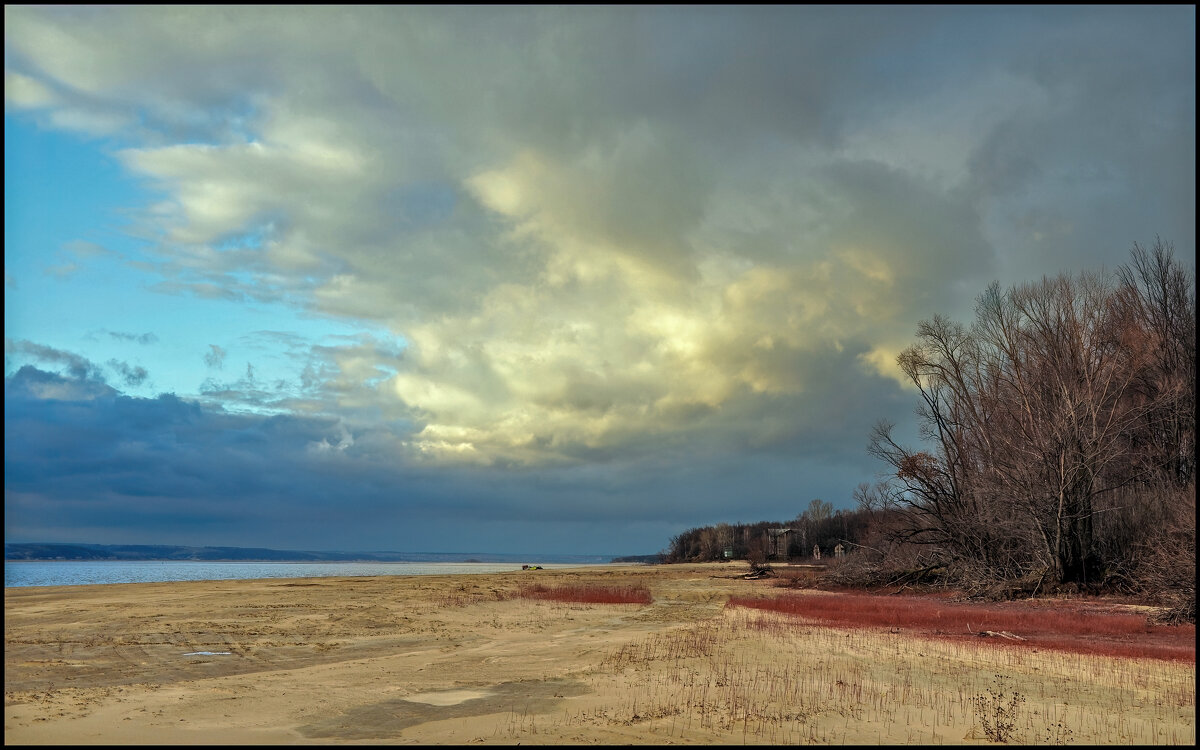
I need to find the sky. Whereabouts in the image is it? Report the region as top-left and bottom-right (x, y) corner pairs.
(4, 6), (1195, 557)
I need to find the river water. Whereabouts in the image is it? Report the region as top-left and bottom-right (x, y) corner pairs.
(4, 559), (617, 588)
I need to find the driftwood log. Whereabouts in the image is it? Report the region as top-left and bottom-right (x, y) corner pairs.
(978, 630), (1025, 640)
(967, 623), (1026, 640)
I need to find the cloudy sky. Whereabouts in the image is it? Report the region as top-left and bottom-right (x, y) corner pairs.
(5, 6), (1195, 556)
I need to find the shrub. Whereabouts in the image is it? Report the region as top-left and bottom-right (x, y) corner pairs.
(971, 675), (1024, 743)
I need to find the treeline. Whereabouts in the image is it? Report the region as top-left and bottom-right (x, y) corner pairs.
(664, 499), (871, 564)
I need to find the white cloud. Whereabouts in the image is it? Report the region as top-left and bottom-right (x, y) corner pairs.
(4, 71), (58, 108)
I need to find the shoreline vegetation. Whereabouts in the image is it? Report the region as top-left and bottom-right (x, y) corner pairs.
(5, 562), (1193, 745)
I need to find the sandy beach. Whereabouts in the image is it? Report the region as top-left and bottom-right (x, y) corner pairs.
(4, 562), (1195, 745)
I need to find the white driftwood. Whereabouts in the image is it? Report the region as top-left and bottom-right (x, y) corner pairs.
(979, 630), (1026, 640)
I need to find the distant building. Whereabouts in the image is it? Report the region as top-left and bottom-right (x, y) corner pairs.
(766, 528), (792, 558)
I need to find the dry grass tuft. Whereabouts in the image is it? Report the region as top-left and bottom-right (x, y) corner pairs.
(516, 583), (653, 605)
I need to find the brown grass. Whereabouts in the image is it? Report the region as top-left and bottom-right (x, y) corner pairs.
(593, 606), (1196, 744)
(515, 582), (653, 605)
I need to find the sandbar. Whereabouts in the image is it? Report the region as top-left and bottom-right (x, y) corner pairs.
(5, 562), (1194, 744)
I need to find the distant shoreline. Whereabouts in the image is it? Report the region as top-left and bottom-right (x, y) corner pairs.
(3, 542), (627, 564)
(6, 559), (634, 588)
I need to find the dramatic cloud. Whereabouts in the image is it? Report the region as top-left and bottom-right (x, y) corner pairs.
(4, 6), (1194, 553)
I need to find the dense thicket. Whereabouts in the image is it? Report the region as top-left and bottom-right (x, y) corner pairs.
(663, 241), (1194, 623)
(863, 240), (1194, 619)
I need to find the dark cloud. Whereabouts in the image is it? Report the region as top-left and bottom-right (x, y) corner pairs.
(5, 339), (106, 382)
(4, 363), (117, 401)
(3, 363), (906, 554)
(108, 331), (159, 345)
(203, 344), (226, 369)
(106, 359), (149, 387)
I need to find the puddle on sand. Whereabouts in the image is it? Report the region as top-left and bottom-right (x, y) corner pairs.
(182, 651), (232, 656)
(405, 688), (493, 706)
(300, 678), (589, 740)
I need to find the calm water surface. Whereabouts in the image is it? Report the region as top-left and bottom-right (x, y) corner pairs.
(4, 560), (612, 588)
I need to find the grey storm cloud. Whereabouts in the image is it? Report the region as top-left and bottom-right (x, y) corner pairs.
(5, 339), (106, 382)
(3, 364), (816, 553)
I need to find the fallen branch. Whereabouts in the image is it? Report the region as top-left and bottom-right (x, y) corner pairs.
(967, 621), (1026, 640)
(978, 630), (1026, 641)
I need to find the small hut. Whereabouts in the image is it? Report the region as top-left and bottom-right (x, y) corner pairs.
(766, 528), (792, 558)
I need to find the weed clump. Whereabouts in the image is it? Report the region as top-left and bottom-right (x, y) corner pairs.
(970, 675), (1024, 743)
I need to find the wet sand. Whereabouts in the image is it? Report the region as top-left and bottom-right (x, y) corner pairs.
(5, 562), (1195, 744)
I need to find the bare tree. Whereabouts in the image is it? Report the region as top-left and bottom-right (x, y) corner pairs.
(870, 241), (1195, 593)
(805, 498), (833, 523)
(1113, 238), (1196, 488)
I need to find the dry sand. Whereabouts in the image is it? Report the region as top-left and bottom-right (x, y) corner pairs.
(4, 562), (1195, 745)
